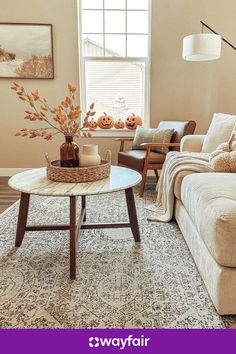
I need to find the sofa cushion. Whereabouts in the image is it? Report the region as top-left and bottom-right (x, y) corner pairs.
(181, 173), (236, 267)
(202, 113), (236, 153)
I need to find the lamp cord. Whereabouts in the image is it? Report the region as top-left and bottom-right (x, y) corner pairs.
(200, 20), (236, 52)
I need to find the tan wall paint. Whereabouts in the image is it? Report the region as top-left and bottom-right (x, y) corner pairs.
(1, 0), (236, 168)
(151, 0), (236, 133)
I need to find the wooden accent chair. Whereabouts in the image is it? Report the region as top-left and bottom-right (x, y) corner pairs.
(117, 120), (196, 197)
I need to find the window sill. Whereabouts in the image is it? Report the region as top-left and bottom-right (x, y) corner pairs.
(88, 129), (136, 138)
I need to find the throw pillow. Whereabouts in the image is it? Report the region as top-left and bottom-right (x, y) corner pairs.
(132, 126), (174, 154)
(209, 132), (236, 172)
(202, 113), (236, 153)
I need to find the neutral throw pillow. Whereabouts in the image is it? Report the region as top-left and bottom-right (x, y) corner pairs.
(202, 113), (236, 153)
(209, 131), (236, 172)
(132, 126), (174, 154)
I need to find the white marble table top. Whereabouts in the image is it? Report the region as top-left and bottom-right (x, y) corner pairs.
(8, 166), (142, 197)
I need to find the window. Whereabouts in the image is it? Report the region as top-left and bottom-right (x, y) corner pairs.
(78, 0), (151, 132)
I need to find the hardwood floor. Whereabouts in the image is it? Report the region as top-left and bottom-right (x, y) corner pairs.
(0, 177), (20, 214)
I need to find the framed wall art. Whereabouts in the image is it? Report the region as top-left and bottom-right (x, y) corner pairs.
(0, 23), (54, 79)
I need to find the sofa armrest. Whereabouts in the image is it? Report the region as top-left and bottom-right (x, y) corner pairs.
(180, 135), (205, 153)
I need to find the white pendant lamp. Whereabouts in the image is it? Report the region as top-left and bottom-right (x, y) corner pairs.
(182, 21), (236, 62)
(183, 33), (222, 61)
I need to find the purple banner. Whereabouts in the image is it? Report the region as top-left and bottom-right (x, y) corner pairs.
(0, 329), (235, 354)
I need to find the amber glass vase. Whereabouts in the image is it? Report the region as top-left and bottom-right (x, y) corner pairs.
(60, 135), (79, 167)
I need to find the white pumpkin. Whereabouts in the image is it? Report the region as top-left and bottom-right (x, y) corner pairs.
(209, 132), (236, 172)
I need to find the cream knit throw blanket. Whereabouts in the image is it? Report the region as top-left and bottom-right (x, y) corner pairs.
(147, 151), (214, 222)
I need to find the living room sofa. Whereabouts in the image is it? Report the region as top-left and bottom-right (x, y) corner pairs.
(174, 131), (236, 315)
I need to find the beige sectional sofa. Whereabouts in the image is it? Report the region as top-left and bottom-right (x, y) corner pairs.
(174, 130), (236, 315)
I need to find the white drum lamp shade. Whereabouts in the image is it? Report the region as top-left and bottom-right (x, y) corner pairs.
(183, 33), (222, 61)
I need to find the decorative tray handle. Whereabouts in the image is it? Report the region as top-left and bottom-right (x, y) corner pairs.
(105, 150), (111, 163)
(44, 152), (51, 166)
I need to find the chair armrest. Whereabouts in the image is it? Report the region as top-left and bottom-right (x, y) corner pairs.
(140, 143), (180, 148)
(115, 138), (134, 152)
(140, 143), (180, 167)
(115, 138), (134, 142)
(180, 135), (205, 152)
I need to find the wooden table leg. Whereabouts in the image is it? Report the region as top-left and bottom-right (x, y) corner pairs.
(81, 195), (86, 222)
(125, 188), (141, 242)
(70, 196), (77, 280)
(15, 192), (30, 247)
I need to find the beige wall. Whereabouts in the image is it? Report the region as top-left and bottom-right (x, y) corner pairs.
(1, 0), (236, 168)
(151, 0), (236, 132)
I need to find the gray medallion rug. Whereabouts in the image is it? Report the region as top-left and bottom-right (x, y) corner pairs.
(0, 186), (235, 329)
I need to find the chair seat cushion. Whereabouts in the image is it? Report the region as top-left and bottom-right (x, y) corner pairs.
(181, 173), (236, 267)
(118, 150), (166, 171)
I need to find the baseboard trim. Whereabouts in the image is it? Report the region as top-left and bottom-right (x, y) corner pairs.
(0, 168), (32, 177)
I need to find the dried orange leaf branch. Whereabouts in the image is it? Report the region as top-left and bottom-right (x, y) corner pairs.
(11, 82), (95, 141)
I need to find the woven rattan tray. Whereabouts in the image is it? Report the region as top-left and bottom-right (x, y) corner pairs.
(45, 150), (111, 183)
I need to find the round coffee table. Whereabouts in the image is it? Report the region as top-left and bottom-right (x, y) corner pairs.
(8, 166), (142, 280)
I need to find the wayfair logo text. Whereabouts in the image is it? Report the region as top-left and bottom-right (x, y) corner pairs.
(89, 335), (150, 350)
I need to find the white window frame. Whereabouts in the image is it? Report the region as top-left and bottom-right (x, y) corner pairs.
(77, 0), (152, 137)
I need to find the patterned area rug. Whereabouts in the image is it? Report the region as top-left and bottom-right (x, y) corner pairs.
(0, 186), (235, 328)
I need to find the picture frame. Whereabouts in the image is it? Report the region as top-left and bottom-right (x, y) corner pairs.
(0, 23), (54, 79)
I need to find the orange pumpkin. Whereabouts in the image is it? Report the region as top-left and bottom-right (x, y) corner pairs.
(114, 118), (125, 129)
(88, 118), (98, 130)
(125, 114), (142, 130)
(97, 113), (114, 129)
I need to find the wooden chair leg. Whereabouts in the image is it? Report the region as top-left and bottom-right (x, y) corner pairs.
(139, 147), (151, 197)
(154, 169), (159, 181)
(140, 168), (148, 197)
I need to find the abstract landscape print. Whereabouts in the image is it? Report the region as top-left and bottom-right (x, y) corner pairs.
(0, 23), (54, 79)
